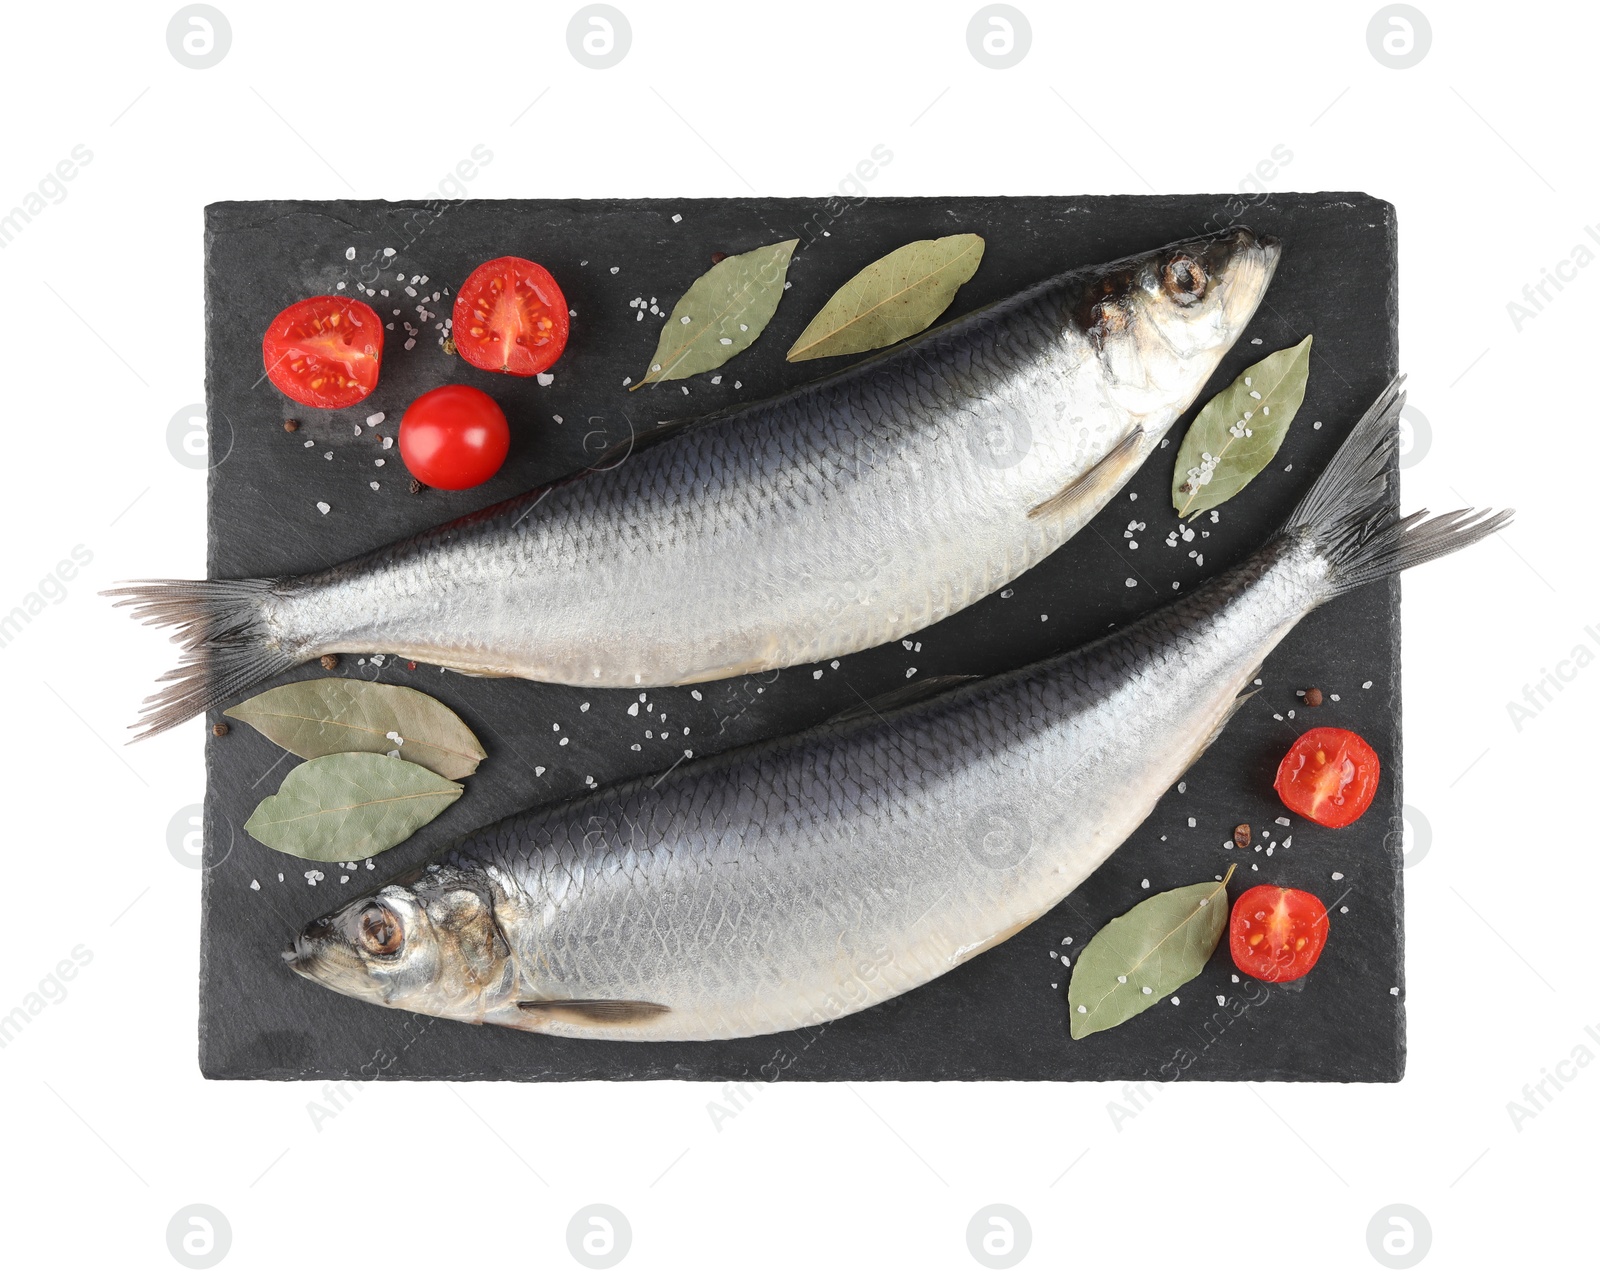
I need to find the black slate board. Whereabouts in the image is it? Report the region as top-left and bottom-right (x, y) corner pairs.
(199, 193), (1402, 1082)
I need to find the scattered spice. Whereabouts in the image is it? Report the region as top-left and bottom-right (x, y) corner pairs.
(1233, 823), (1251, 849)
(283, 418), (300, 433)
(1303, 687), (1324, 707)
(441, 335), (457, 356)
(407, 661), (417, 671)
(320, 654), (340, 671)
(409, 477), (425, 495)
(212, 721), (229, 737)
(710, 250), (728, 264)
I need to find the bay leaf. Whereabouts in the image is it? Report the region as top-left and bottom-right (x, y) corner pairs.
(1171, 335), (1313, 519)
(227, 678), (486, 780)
(634, 238), (798, 386)
(785, 233), (985, 362)
(1067, 865), (1236, 1040)
(244, 752), (462, 861)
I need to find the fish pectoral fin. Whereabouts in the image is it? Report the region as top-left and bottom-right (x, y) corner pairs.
(826, 674), (980, 726)
(1177, 685), (1258, 778)
(1027, 426), (1144, 521)
(515, 998), (671, 1025)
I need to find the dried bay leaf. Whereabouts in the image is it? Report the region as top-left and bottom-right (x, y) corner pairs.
(635, 238), (798, 385)
(1172, 335), (1313, 519)
(227, 679), (485, 780)
(786, 233), (985, 361)
(244, 752), (462, 861)
(1067, 865), (1235, 1040)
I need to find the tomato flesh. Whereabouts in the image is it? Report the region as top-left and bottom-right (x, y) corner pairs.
(1273, 726), (1380, 828)
(1229, 884), (1330, 983)
(398, 385), (510, 491)
(262, 296), (384, 409)
(452, 256), (569, 376)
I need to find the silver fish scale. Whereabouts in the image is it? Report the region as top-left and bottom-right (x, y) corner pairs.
(447, 541), (1321, 1039)
(282, 239), (1275, 685)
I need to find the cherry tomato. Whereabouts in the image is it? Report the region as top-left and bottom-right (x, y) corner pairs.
(262, 296), (384, 409)
(1273, 726), (1380, 828)
(398, 385), (509, 490)
(1229, 884), (1330, 983)
(452, 256), (569, 376)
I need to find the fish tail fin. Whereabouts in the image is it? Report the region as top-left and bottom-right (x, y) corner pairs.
(1285, 375), (1512, 598)
(103, 578), (305, 740)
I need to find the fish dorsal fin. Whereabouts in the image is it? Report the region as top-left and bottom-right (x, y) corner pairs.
(827, 675), (979, 726)
(1027, 426), (1145, 521)
(516, 999), (670, 1025)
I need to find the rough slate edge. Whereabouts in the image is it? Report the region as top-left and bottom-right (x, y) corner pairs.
(197, 193), (1402, 1083)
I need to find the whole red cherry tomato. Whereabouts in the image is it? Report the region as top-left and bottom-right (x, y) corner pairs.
(398, 385), (509, 490)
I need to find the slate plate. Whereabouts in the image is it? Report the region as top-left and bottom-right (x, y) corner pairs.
(199, 193), (1402, 1082)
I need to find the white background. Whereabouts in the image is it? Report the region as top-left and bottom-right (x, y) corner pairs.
(0, 2), (1589, 1271)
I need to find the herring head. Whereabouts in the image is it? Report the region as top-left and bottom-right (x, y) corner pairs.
(1072, 227), (1282, 416)
(283, 871), (512, 1023)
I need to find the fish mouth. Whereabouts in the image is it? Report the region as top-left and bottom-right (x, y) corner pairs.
(282, 927), (327, 976)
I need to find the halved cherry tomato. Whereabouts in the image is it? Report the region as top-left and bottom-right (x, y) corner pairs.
(262, 296), (384, 409)
(1273, 726), (1380, 829)
(1229, 884), (1330, 983)
(398, 385), (509, 490)
(452, 256), (569, 376)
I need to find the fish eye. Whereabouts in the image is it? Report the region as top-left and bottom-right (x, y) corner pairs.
(1161, 254), (1208, 304)
(357, 904), (403, 956)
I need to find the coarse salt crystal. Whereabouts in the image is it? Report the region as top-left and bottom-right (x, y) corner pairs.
(537, 372), (554, 386)
(316, 501), (330, 515)
(250, 880), (260, 891)
(345, 247), (356, 260)
(1331, 871), (1344, 880)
